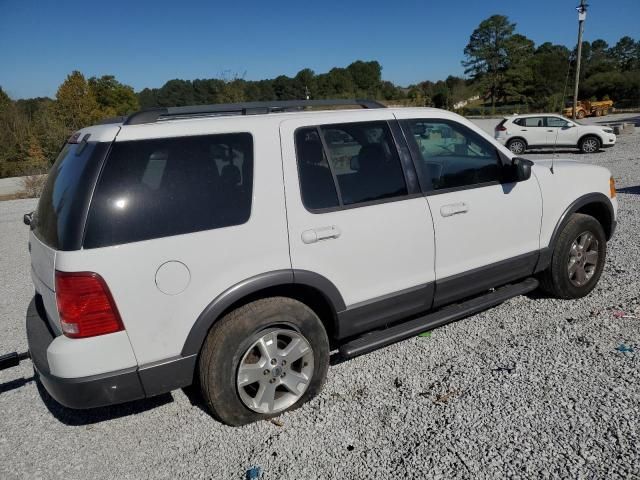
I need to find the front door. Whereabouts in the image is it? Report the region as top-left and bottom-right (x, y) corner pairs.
(280, 113), (436, 336)
(545, 116), (579, 146)
(395, 114), (543, 307)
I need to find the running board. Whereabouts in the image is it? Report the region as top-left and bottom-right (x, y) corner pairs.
(339, 277), (539, 359)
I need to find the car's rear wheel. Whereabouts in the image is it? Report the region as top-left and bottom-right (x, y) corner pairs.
(579, 135), (601, 154)
(539, 213), (606, 299)
(198, 297), (329, 426)
(507, 138), (526, 154)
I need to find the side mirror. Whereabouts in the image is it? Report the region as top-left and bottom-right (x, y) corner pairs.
(511, 157), (533, 182)
(23, 211), (34, 226)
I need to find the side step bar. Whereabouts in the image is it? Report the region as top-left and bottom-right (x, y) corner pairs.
(339, 277), (539, 359)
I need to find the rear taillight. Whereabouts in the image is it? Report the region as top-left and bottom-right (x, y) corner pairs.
(495, 125), (507, 131)
(55, 271), (124, 339)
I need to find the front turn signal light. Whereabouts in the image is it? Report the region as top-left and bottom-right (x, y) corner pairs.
(610, 177), (616, 198)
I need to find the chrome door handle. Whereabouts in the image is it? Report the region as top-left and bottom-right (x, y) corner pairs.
(301, 226), (341, 244)
(440, 202), (469, 217)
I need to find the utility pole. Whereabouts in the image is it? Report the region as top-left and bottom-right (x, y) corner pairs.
(573, 0), (588, 120)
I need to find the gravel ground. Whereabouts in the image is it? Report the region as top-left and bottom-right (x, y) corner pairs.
(1, 129), (639, 479)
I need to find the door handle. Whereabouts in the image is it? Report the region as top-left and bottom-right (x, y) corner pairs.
(440, 202), (469, 217)
(520, 129), (528, 131)
(547, 130), (554, 132)
(301, 226), (341, 244)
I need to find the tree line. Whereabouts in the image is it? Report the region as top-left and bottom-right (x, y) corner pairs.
(0, 14), (638, 178)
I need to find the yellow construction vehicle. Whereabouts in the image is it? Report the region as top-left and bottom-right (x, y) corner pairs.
(563, 99), (614, 119)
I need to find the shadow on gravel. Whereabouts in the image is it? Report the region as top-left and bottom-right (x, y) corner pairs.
(0, 375), (35, 394)
(523, 149), (582, 155)
(618, 185), (640, 195)
(36, 380), (173, 426)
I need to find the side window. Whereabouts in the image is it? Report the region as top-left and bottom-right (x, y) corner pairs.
(295, 121), (408, 210)
(403, 119), (501, 191)
(295, 128), (340, 210)
(521, 117), (545, 127)
(84, 133), (253, 248)
(546, 117), (569, 128)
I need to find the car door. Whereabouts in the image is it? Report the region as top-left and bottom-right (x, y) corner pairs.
(395, 113), (543, 307)
(514, 117), (547, 146)
(545, 116), (578, 146)
(280, 113), (436, 338)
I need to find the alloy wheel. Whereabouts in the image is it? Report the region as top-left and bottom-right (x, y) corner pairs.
(236, 328), (314, 414)
(567, 231), (599, 287)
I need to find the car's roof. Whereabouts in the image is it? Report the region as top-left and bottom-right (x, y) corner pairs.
(504, 113), (564, 120)
(79, 106), (466, 143)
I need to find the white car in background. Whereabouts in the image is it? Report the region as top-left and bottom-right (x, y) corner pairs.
(495, 114), (617, 154)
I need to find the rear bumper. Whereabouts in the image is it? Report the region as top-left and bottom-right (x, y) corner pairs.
(26, 296), (196, 409)
(27, 297), (145, 408)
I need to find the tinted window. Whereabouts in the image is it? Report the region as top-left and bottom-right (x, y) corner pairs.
(35, 141), (109, 250)
(295, 128), (340, 209)
(403, 119), (501, 191)
(515, 117), (544, 127)
(84, 133), (253, 248)
(295, 121), (407, 210)
(546, 117), (569, 128)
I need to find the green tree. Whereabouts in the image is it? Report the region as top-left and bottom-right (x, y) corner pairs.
(0, 86), (10, 111)
(347, 60), (382, 95)
(463, 15), (516, 112)
(610, 36), (640, 71)
(501, 34), (535, 103)
(88, 75), (139, 116)
(54, 71), (100, 131)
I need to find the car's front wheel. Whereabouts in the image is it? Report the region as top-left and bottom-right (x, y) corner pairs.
(507, 138), (527, 154)
(539, 213), (606, 299)
(198, 297), (329, 426)
(579, 135), (601, 154)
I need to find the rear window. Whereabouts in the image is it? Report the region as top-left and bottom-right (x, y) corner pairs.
(83, 133), (253, 248)
(35, 141), (109, 250)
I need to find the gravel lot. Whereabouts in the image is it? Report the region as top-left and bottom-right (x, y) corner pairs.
(1, 124), (639, 479)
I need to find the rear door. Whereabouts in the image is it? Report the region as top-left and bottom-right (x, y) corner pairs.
(514, 117), (547, 146)
(29, 135), (115, 333)
(280, 113), (436, 337)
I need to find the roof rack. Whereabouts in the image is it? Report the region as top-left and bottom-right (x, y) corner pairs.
(123, 99), (386, 125)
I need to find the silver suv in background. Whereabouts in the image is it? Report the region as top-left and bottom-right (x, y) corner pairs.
(495, 114), (617, 154)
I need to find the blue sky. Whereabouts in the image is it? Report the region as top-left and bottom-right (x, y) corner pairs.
(1, 0), (639, 99)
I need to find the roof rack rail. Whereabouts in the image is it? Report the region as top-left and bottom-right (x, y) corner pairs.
(97, 116), (127, 125)
(123, 99), (386, 125)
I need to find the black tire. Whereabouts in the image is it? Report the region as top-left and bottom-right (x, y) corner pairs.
(198, 297), (329, 426)
(507, 138), (527, 154)
(579, 135), (601, 154)
(538, 213), (606, 299)
(577, 110), (586, 119)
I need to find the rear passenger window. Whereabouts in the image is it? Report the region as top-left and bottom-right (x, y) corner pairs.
(295, 121), (407, 210)
(515, 117), (544, 127)
(84, 133), (253, 248)
(403, 119), (501, 191)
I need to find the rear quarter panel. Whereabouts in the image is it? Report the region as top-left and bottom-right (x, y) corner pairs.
(55, 117), (291, 365)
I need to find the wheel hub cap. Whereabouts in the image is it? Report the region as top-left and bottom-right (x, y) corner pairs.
(568, 231), (599, 287)
(236, 328), (314, 414)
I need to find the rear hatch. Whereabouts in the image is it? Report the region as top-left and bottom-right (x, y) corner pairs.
(29, 125), (119, 332)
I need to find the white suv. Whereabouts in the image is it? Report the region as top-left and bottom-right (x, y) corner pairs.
(23, 100), (617, 425)
(495, 114), (617, 154)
